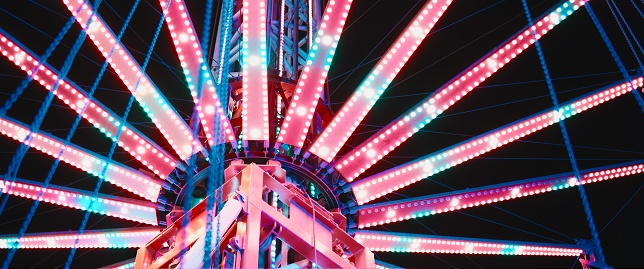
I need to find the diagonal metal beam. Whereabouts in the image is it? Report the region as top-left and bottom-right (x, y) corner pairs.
(350, 77), (643, 205)
(0, 177), (158, 225)
(335, 0), (590, 181)
(309, 0), (455, 163)
(61, 0), (205, 160)
(352, 160), (644, 228)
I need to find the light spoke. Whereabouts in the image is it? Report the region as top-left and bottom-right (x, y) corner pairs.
(354, 161), (644, 228)
(240, 0), (270, 142)
(351, 77), (643, 205)
(309, 0), (454, 162)
(0, 116), (164, 202)
(0, 177), (158, 225)
(61, 0), (204, 160)
(276, 0), (354, 149)
(0, 30), (179, 179)
(160, 0), (237, 145)
(353, 230), (583, 256)
(336, 0), (588, 181)
(0, 227), (160, 249)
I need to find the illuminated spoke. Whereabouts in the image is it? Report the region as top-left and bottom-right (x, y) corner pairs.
(0, 116), (164, 202)
(276, 0), (353, 149)
(0, 31), (179, 178)
(354, 230), (583, 256)
(336, 0), (588, 181)
(161, 0), (237, 145)
(309, 0), (454, 162)
(240, 0), (269, 142)
(0, 227), (160, 249)
(351, 77), (643, 205)
(354, 161), (644, 228)
(0, 177), (158, 225)
(62, 0), (204, 160)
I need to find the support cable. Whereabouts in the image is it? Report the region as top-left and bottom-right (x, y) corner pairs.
(598, 183), (642, 234)
(521, 0), (606, 266)
(64, 1), (169, 267)
(1, 1), (141, 267)
(585, 2), (644, 113)
(606, 0), (644, 70)
(630, 0), (644, 21)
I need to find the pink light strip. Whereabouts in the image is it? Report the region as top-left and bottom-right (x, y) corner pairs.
(0, 116), (163, 202)
(276, 0), (353, 148)
(62, 0), (203, 160)
(160, 0), (236, 145)
(0, 33), (178, 179)
(0, 227), (160, 249)
(335, 0), (589, 180)
(353, 231), (583, 256)
(309, 0), (454, 162)
(352, 77), (643, 205)
(0, 178), (158, 225)
(355, 161), (644, 228)
(240, 0), (269, 141)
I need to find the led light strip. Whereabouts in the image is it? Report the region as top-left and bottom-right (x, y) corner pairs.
(309, 0), (454, 162)
(0, 116), (163, 202)
(353, 231), (583, 256)
(0, 32), (178, 179)
(276, 0), (353, 148)
(351, 77), (643, 205)
(160, 0), (236, 145)
(240, 0), (269, 141)
(106, 262), (135, 269)
(0, 178), (158, 225)
(0, 227), (160, 249)
(62, 0), (203, 160)
(355, 161), (644, 228)
(336, 0), (588, 180)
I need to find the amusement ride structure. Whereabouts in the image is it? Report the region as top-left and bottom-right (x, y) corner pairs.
(1, 0), (643, 268)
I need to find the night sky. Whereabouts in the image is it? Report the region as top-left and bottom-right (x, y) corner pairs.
(1, 0), (643, 268)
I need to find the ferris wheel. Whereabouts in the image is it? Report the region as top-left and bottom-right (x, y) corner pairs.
(1, 0), (643, 268)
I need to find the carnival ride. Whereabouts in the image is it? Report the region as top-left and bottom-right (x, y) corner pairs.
(1, 0), (643, 268)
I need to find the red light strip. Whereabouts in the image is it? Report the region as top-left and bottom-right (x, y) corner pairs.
(351, 77), (643, 205)
(160, 0), (236, 145)
(0, 33), (178, 179)
(0, 116), (163, 202)
(309, 0), (454, 162)
(61, 0), (203, 160)
(276, 0), (354, 148)
(240, 0), (269, 141)
(0, 178), (158, 225)
(353, 231), (583, 256)
(0, 227), (160, 249)
(355, 161), (644, 228)
(336, 0), (589, 180)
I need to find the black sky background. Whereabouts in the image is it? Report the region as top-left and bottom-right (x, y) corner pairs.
(1, 0), (643, 268)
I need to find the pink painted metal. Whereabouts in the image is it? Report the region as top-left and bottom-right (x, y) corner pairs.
(135, 161), (373, 268)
